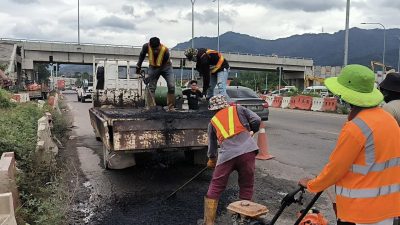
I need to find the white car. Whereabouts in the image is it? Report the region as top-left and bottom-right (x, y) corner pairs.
(77, 80), (93, 103)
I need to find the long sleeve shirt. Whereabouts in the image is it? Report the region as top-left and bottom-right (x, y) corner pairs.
(136, 43), (171, 68)
(208, 105), (261, 166)
(195, 48), (229, 93)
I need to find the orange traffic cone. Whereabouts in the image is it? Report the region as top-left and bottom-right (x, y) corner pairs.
(256, 122), (274, 160)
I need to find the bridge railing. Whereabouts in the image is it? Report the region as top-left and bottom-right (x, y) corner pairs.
(0, 37), (312, 61)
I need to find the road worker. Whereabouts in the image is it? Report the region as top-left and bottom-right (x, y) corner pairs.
(136, 37), (176, 111)
(299, 65), (400, 225)
(200, 94), (261, 225)
(379, 72), (400, 125)
(184, 48), (229, 99)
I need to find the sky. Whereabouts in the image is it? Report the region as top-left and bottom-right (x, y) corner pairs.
(1, 0), (399, 48)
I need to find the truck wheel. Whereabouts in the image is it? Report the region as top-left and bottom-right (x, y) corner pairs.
(102, 144), (110, 170)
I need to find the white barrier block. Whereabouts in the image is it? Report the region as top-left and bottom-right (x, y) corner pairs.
(281, 97), (291, 109)
(0, 193), (17, 225)
(311, 97), (324, 111)
(266, 96), (274, 106)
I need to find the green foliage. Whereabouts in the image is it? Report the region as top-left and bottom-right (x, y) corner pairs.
(0, 97), (70, 225)
(232, 71), (279, 91)
(0, 64), (7, 71)
(37, 63), (51, 82)
(0, 88), (16, 108)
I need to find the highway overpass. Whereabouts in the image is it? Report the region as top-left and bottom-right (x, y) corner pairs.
(0, 38), (314, 88)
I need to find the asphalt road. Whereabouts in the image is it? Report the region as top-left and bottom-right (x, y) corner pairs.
(63, 93), (346, 225)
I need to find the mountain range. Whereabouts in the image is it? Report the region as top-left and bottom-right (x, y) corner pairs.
(173, 28), (400, 68)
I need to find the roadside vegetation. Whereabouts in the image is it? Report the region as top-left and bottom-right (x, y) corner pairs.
(0, 88), (71, 225)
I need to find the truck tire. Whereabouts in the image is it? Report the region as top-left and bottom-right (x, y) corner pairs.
(185, 148), (208, 166)
(102, 144), (110, 170)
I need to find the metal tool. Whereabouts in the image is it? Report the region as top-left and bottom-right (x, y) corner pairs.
(165, 166), (208, 200)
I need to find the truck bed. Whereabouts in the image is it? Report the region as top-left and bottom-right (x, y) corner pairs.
(90, 107), (213, 152)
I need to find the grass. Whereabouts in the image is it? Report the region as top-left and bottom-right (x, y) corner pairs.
(0, 88), (71, 225)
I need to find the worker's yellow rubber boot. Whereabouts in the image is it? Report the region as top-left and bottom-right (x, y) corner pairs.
(204, 196), (218, 225)
(167, 93), (176, 111)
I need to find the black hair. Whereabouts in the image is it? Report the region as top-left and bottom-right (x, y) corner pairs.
(149, 37), (160, 48)
(190, 80), (198, 85)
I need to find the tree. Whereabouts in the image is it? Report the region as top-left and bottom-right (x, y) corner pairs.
(37, 63), (51, 82)
(233, 71), (279, 91)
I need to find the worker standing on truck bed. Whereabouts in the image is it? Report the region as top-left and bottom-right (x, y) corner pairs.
(184, 48), (229, 99)
(379, 72), (400, 125)
(136, 37), (176, 111)
(199, 94), (261, 225)
(299, 65), (400, 225)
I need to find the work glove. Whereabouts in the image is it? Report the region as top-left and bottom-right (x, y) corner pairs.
(136, 66), (141, 74)
(207, 158), (217, 169)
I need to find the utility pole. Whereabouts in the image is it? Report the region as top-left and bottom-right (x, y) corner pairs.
(344, 0), (350, 66)
(191, 0), (196, 80)
(78, 0), (80, 44)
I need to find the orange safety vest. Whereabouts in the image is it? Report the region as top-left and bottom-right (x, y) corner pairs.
(206, 49), (224, 74)
(310, 108), (400, 223)
(210, 106), (247, 142)
(148, 43), (168, 67)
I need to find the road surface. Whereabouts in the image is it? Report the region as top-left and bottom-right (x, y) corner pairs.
(63, 93), (346, 225)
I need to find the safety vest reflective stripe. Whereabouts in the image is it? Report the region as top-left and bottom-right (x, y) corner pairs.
(350, 118), (400, 175)
(156, 45), (167, 66)
(211, 116), (229, 138)
(211, 106), (235, 139)
(206, 49), (224, 74)
(148, 44), (167, 67)
(336, 184), (400, 198)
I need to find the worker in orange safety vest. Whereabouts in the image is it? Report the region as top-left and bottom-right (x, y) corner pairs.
(198, 94), (261, 225)
(184, 48), (229, 99)
(299, 65), (400, 225)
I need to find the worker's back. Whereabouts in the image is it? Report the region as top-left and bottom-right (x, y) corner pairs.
(335, 107), (400, 223)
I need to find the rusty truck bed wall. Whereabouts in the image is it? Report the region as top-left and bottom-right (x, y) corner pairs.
(89, 107), (213, 152)
(93, 90), (145, 108)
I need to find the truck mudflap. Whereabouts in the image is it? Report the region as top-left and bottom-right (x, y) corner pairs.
(89, 108), (111, 149)
(112, 118), (209, 151)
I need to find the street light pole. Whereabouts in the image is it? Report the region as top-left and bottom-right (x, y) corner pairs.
(344, 0), (350, 66)
(191, 0), (196, 80)
(213, 0), (220, 51)
(78, 0), (80, 44)
(361, 22), (386, 67)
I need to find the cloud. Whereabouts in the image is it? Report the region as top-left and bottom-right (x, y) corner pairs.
(158, 19), (178, 24)
(122, 5), (134, 15)
(11, 0), (39, 4)
(228, 0), (344, 12)
(98, 15), (136, 30)
(146, 10), (156, 17)
(184, 9), (236, 24)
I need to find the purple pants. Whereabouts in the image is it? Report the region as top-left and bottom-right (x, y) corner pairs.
(206, 151), (257, 200)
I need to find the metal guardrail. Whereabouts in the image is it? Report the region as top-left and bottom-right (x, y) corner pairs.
(0, 37), (313, 61)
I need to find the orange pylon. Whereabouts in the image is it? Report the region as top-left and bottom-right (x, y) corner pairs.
(256, 122), (274, 160)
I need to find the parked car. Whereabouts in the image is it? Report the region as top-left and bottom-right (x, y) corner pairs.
(224, 86), (269, 121)
(77, 79), (93, 103)
(302, 85), (331, 97)
(269, 86), (297, 96)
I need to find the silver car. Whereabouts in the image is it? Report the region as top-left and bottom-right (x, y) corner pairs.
(225, 86), (269, 121)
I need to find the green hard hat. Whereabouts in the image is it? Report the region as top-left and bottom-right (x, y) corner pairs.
(324, 64), (383, 107)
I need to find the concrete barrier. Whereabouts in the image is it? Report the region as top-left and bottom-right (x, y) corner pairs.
(266, 96), (274, 107)
(11, 93), (30, 103)
(36, 115), (58, 157)
(0, 193), (17, 225)
(0, 152), (19, 211)
(311, 97), (324, 111)
(271, 96), (283, 108)
(281, 97), (291, 109)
